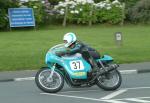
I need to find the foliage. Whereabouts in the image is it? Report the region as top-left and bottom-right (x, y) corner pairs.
(119, 0), (140, 8)
(67, 3), (97, 24)
(95, 0), (123, 24)
(54, 0), (123, 25)
(96, 6), (123, 24)
(0, 0), (19, 29)
(118, 0), (140, 22)
(94, 0), (114, 3)
(0, 0), (148, 29)
(21, 1), (47, 25)
(128, 0), (150, 24)
(48, 0), (64, 5)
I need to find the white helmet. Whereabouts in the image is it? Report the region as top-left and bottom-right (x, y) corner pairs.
(63, 32), (77, 47)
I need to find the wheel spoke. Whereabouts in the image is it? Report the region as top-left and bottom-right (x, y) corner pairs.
(97, 70), (120, 88)
(38, 69), (62, 90)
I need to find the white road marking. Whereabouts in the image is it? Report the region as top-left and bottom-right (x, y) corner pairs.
(100, 89), (127, 100)
(60, 89), (98, 93)
(14, 77), (35, 81)
(112, 97), (150, 101)
(41, 92), (150, 103)
(101, 100), (127, 103)
(40, 86), (150, 102)
(10, 69), (139, 82)
(126, 86), (150, 90)
(119, 70), (137, 74)
(58, 86), (150, 94)
(126, 98), (150, 103)
(100, 87), (150, 101)
(134, 97), (150, 99)
(41, 93), (101, 101)
(41, 93), (128, 103)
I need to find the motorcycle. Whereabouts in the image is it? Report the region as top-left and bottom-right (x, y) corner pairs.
(35, 44), (122, 93)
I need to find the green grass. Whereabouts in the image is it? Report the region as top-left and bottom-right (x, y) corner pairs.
(0, 25), (150, 71)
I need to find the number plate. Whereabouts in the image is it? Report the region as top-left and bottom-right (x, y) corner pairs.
(70, 60), (84, 70)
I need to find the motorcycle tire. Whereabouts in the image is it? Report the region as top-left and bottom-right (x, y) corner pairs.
(35, 67), (64, 93)
(96, 69), (122, 91)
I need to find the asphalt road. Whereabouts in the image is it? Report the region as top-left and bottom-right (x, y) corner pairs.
(1, 62), (150, 81)
(0, 72), (150, 103)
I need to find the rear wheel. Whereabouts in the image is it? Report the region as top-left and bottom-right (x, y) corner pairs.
(35, 67), (64, 93)
(96, 69), (122, 90)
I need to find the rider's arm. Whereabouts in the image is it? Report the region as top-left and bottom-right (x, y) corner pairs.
(68, 43), (83, 55)
(55, 50), (67, 57)
(56, 42), (83, 56)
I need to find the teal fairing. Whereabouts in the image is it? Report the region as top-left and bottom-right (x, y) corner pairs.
(45, 44), (66, 67)
(97, 55), (114, 63)
(62, 55), (91, 79)
(45, 44), (92, 79)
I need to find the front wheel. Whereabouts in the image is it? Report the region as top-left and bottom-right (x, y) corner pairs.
(96, 69), (122, 91)
(35, 67), (64, 93)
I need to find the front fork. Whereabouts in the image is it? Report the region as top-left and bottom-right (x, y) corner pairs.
(89, 57), (106, 73)
(98, 60), (107, 72)
(47, 63), (56, 82)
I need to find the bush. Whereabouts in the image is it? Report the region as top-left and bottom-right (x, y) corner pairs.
(119, 0), (140, 22)
(119, 0), (139, 7)
(21, 1), (47, 25)
(95, 0), (123, 24)
(0, 0), (19, 30)
(67, 3), (97, 24)
(0, 9), (7, 29)
(128, 0), (150, 24)
(54, 0), (124, 25)
(94, 0), (104, 3)
(94, 0), (115, 3)
(48, 0), (64, 5)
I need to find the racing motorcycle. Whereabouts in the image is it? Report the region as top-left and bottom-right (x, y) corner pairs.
(35, 44), (122, 93)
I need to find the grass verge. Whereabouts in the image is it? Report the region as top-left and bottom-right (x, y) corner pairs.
(0, 25), (150, 71)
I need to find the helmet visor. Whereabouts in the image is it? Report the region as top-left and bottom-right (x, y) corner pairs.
(64, 40), (68, 44)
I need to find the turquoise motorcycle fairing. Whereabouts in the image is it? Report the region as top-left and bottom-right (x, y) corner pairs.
(45, 44), (113, 79)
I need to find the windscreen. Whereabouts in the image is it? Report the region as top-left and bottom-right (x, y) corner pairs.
(50, 44), (67, 54)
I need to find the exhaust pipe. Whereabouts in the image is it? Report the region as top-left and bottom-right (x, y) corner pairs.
(99, 64), (119, 75)
(109, 64), (119, 70)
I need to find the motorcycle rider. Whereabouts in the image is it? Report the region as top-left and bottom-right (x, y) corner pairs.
(56, 32), (100, 71)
